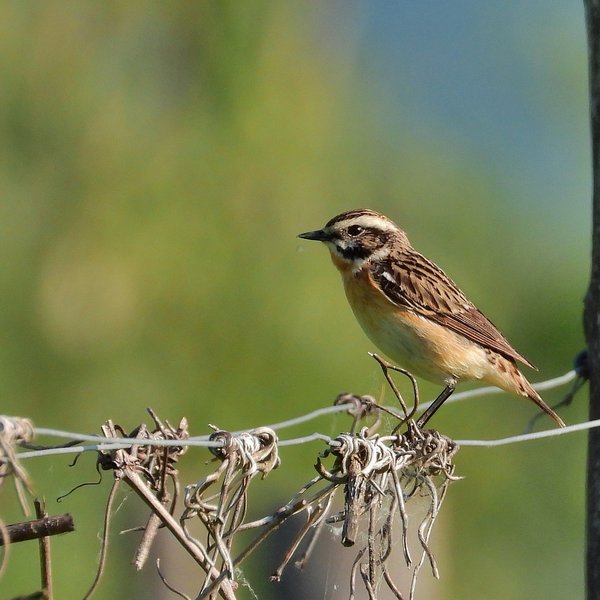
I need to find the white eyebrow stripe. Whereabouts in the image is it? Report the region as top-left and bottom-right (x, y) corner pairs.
(332, 215), (397, 232)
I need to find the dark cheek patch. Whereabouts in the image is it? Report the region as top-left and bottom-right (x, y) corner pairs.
(338, 244), (371, 260)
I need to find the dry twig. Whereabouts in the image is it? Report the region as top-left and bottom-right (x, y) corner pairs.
(183, 426), (280, 600)
(93, 412), (237, 600)
(0, 354), (470, 600)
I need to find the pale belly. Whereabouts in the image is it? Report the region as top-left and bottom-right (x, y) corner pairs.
(342, 273), (492, 385)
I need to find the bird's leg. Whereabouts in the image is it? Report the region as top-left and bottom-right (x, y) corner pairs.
(416, 382), (456, 428)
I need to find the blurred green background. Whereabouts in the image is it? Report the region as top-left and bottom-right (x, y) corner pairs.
(0, 2), (589, 599)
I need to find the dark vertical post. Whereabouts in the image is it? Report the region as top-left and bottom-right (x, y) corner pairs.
(585, 2), (600, 597)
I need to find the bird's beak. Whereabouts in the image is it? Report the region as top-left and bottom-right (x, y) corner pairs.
(298, 229), (330, 242)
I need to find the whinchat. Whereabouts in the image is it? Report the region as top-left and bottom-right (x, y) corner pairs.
(299, 208), (565, 428)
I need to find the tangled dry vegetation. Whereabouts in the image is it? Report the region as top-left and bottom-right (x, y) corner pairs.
(0, 355), (460, 600)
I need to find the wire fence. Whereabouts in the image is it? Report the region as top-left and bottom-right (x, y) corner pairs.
(0, 358), (588, 600)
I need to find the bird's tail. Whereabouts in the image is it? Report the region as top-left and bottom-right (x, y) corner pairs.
(513, 367), (566, 428)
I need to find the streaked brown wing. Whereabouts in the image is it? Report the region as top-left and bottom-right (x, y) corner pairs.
(370, 251), (536, 369)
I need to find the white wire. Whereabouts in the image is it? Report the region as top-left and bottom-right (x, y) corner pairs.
(416, 369), (578, 413)
(10, 368), (582, 460)
(456, 418), (600, 447)
(255, 404), (351, 432)
(278, 433), (333, 446)
(263, 370), (579, 427)
(15, 438), (222, 460)
(30, 370), (577, 442)
(14, 416), (599, 460)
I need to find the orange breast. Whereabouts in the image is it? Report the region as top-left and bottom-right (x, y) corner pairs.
(339, 267), (493, 385)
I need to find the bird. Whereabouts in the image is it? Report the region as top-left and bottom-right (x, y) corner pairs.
(298, 208), (565, 428)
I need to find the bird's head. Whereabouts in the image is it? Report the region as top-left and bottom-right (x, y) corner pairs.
(298, 209), (409, 271)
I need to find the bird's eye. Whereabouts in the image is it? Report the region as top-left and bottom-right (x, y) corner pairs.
(347, 225), (364, 236)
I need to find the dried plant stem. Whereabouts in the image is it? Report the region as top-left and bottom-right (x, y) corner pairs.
(123, 469), (236, 600)
(0, 513), (74, 546)
(34, 499), (53, 600)
(83, 479), (120, 600)
(156, 558), (193, 599)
